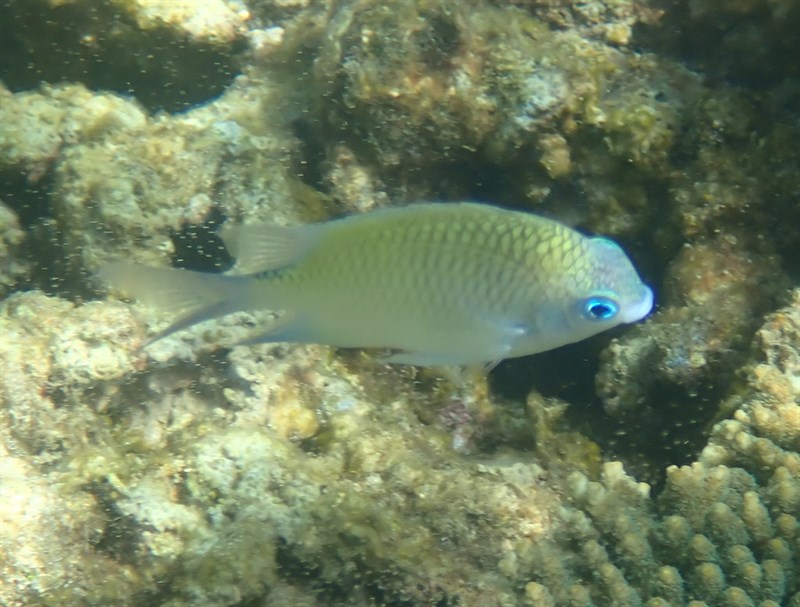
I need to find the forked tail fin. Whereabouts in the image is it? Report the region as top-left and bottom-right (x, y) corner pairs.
(98, 262), (250, 343)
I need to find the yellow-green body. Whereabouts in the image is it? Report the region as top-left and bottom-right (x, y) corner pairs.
(100, 203), (653, 366)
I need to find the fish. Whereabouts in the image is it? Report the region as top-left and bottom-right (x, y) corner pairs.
(98, 202), (653, 367)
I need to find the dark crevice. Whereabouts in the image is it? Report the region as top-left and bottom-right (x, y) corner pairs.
(89, 479), (143, 564)
(0, 168), (55, 229)
(489, 328), (718, 491)
(0, 0), (244, 114)
(169, 207), (233, 272)
(633, 1), (800, 91)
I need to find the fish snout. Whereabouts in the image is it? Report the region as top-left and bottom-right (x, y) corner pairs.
(621, 285), (654, 324)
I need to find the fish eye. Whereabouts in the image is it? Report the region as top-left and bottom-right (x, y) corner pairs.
(582, 296), (619, 321)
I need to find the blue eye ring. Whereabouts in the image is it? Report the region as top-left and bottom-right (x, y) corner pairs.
(582, 296), (619, 321)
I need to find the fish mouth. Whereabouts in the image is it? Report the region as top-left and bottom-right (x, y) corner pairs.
(622, 285), (654, 323)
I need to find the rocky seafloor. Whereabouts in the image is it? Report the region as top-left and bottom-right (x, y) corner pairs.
(0, 1), (798, 606)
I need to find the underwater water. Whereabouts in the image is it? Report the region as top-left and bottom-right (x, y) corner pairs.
(0, 1), (798, 606)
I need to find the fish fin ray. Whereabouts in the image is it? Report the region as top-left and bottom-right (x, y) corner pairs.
(481, 359), (503, 372)
(98, 262), (244, 314)
(98, 262), (253, 343)
(233, 312), (307, 346)
(220, 223), (316, 275)
(379, 350), (472, 367)
(143, 299), (244, 345)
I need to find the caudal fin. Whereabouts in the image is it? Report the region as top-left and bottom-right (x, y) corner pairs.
(98, 262), (249, 343)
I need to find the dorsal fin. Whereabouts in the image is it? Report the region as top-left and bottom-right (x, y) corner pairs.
(219, 222), (317, 275)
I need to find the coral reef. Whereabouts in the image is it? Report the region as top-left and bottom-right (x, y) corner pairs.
(0, 290), (565, 607)
(498, 0), (663, 46)
(2, 289), (797, 607)
(595, 239), (789, 472)
(517, 292), (800, 605)
(1, 0), (799, 606)
(701, 288), (800, 481)
(0, 79), (306, 291)
(311, 0), (695, 209)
